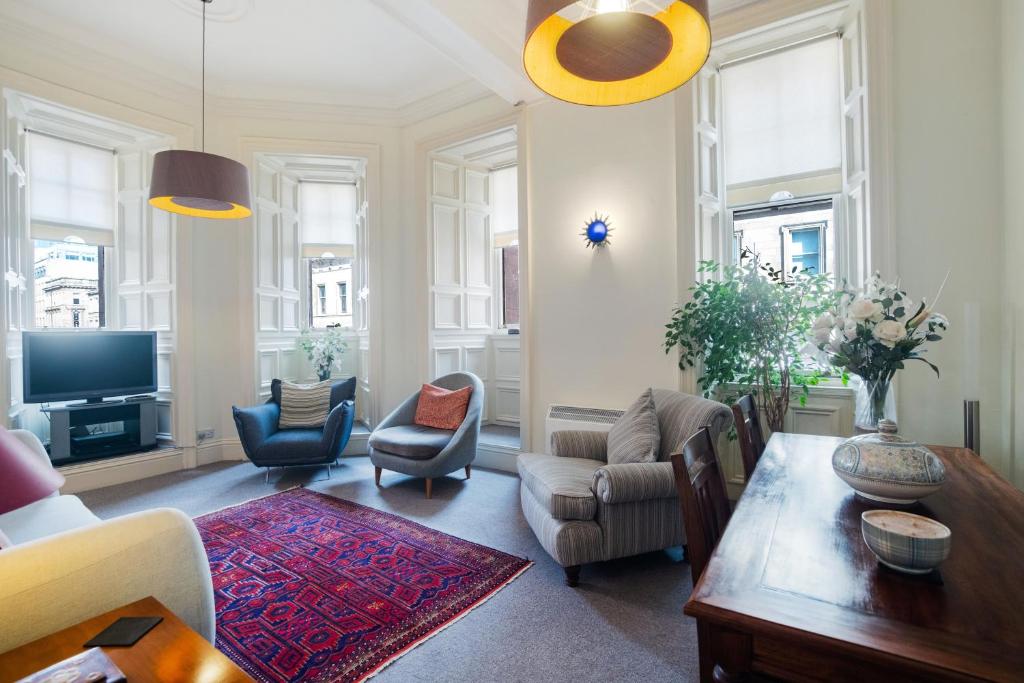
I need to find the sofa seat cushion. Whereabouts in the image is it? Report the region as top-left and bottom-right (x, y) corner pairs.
(369, 425), (454, 460)
(0, 495), (100, 546)
(255, 429), (332, 465)
(517, 453), (602, 521)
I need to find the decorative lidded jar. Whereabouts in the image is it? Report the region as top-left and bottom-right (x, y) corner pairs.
(832, 420), (946, 506)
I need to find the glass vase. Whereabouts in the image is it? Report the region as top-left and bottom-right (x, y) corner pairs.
(855, 376), (896, 432)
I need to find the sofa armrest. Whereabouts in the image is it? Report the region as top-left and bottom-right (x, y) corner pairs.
(322, 399), (355, 455)
(0, 508), (215, 652)
(593, 462), (677, 504)
(232, 402), (280, 460)
(550, 430), (608, 462)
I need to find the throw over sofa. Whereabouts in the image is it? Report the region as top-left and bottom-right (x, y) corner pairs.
(518, 389), (731, 586)
(0, 430), (215, 652)
(369, 372), (483, 499)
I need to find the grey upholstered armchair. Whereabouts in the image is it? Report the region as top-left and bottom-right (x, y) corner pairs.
(517, 389), (731, 586)
(369, 372), (484, 499)
(232, 377), (356, 482)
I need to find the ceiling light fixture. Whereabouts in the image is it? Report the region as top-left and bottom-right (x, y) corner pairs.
(523, 0), (711, 106)
(149, 0), (251, 219)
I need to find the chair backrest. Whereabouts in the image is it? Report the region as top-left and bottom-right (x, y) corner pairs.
(732, 393), (766, 481)
(270, 377), (356, 409)
(671, 427), (732, 586)
(651, 389), (732, 462)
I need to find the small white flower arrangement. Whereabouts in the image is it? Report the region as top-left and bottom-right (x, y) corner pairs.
(813, 273), (949, 428)
(298, 327), (349, 382)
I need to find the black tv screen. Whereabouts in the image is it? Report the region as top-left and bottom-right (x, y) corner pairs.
(23, 331), (157, 403)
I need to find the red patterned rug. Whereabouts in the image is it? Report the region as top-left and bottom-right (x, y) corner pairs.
(196, 488), (531, 682)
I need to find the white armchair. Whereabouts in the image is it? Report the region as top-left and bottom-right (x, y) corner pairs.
(0, 430), (215, 653)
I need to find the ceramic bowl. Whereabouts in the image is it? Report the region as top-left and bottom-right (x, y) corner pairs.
(832, 420), (945, 506)
(861, 510), (951, 575)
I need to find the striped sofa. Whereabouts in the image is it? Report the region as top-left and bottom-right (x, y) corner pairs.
(518, 389), (732, 586)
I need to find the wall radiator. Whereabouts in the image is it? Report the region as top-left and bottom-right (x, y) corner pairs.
(543, 404), (625, 454)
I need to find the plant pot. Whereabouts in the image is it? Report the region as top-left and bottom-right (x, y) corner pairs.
(317, 370), (331, 382)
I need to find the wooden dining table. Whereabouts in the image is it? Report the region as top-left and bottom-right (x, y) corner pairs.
(684, 432), (1024, 683)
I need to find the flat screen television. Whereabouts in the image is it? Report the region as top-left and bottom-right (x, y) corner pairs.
(23, 330), (158, 404)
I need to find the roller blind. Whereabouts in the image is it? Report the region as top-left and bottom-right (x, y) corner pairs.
(491, 166), (518, 236)
(28, 133), (115, 246)
(722, 37), (841, 187)
(299, 182), (357, 258)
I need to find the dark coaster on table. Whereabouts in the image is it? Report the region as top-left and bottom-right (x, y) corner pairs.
(877, 561), (944, 585)
(84, 616), (163, 648)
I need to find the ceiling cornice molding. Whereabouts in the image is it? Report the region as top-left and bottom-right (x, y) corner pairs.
(0, 3), (495, 128)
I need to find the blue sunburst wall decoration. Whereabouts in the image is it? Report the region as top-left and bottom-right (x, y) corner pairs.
(582, 212), (613, 249)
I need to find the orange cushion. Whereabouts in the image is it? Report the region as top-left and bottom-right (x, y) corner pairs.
(414, 384), (473, 431)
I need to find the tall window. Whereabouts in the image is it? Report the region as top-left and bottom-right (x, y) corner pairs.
(492, 165), (519, 328)
(300, 182), (357, 329)
(722, 37), (842, 276)
(28, 133), (113, 329)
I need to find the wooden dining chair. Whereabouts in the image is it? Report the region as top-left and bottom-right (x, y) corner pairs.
(672, 427), (732, 586)
(732, 394), (766, 482)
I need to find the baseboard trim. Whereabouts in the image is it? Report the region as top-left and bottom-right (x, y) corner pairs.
(475, 442), (519, 473)
(58, 447), (186, 494)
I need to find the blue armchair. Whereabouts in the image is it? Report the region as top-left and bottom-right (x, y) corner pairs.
(232, 377), (356, 482)
(369, 372), (483, 499)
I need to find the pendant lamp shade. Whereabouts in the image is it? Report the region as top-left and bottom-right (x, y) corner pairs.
(149, 150), (252, 219)
(524, 0), (711, 106)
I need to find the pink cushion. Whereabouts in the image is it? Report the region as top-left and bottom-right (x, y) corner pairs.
(414, 384), (472, 431)
(0, 427), (65, 515)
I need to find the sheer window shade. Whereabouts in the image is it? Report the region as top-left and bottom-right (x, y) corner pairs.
(28, 133), (115, 246)
(722, 38), (841, 188)
(300, 182), (357, 258)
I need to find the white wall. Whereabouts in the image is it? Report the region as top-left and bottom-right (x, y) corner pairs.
(523, 99), (680, 450)
(889, 0), (1006, 471)
(1001, 0), (1024, 487)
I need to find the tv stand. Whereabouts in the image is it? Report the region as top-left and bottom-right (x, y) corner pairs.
(42, 398), (157, 466)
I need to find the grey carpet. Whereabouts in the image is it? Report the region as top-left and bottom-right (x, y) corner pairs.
(79, 457), (699, 682)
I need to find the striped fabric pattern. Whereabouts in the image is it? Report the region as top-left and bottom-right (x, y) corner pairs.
(598, 496), (685, 559)
(593, 461), (677, 504)
(520, 485), (605, 568)
(550, 430), (608, 461)
(517, 453), (603, 521)
(651, 389), (732, 462)
(278, 380), (333, 429)
(606, 388), (660, 465)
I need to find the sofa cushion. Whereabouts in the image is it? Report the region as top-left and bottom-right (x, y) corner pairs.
(0, 495), (100, 546)
(0, 426), (65, 515)
(278, 380), (332, 429)
(517, 453), (602, 521)
(606, 388), (660, 465)
(369, 424), (454, 460)
(414, 384), (473, 431)
(255, 429), (332, 465)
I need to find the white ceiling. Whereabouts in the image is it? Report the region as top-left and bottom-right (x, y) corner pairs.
(0, 0), (477, 109)
(0, 0), (766, 113)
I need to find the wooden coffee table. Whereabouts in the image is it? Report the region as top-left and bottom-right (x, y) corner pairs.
(0, 596), (251, 681)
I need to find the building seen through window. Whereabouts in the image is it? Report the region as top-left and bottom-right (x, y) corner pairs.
(33, 240), (104, 329)
(309, 258), (354, 328)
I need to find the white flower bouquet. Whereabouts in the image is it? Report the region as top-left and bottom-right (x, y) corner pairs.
(813, 273), (948, 429)
(298, 327), (349, 382)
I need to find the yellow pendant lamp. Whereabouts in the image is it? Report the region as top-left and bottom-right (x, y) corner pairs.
(524, 0), (711, 106)
(149, 0), (251, 219)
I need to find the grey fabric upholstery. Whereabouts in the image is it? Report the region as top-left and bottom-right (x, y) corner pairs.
(518, 453), (603, 521)
(550, 430), (608, 461)
(368, 425), (455, 460)
(369, 372), (484, 480)
(519, 389), (731, 576)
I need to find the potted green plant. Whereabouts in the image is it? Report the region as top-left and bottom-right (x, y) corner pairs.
(298, 326), (349, 381)
(664, 249), (836, 433)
